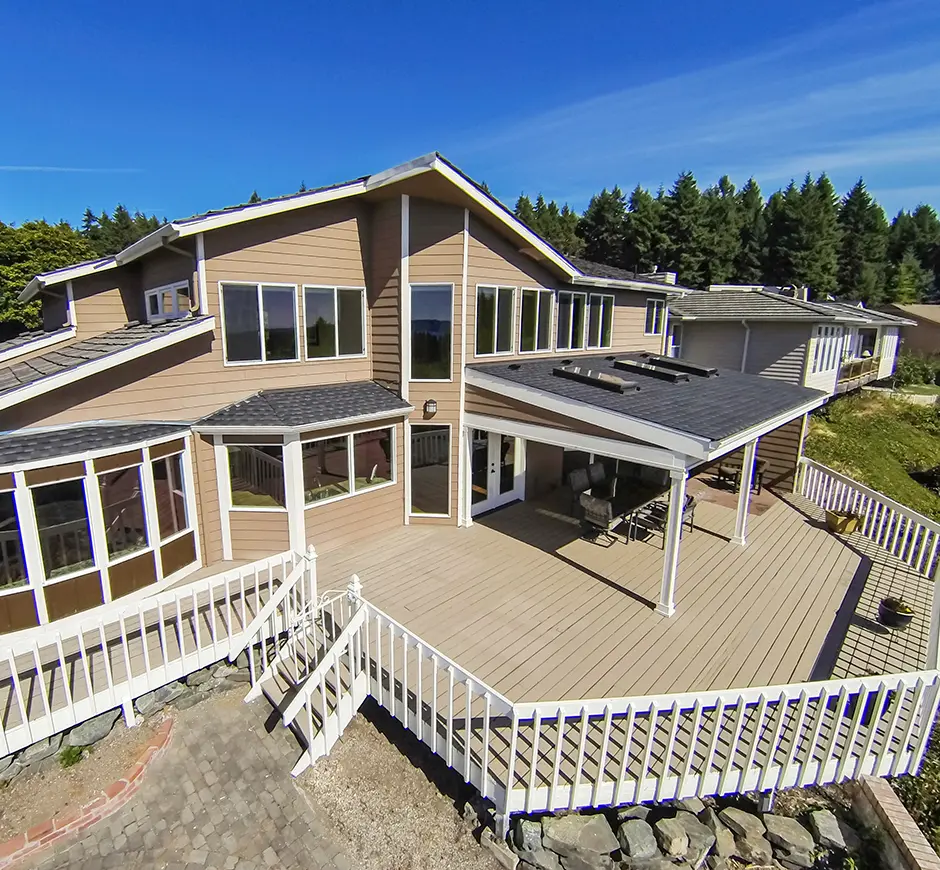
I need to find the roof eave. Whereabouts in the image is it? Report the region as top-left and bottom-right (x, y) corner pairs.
(114, 225), (181, 265)
(570, 275), (681, 295)
(193, 403), (414, 435)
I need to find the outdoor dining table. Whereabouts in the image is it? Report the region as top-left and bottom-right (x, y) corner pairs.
(609, 480), (671, 542)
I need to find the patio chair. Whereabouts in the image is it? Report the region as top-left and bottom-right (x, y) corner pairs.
(635, 494), (696, 548)
(579, 492), (619, 546)
(567, 467), (591, 513)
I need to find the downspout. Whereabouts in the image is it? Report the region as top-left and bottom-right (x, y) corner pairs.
(740, 320), (751, 372)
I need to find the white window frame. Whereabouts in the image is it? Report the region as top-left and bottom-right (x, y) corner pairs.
(144, 281), (191, 323)
(519, 288), (555, 354)
(556, 290), (588, 351)
(301, 285), (367, 361)
(29, 472), (97, 586)
(302, 426), (397, 510)
(587, 293), (615, 350)
(218, 281), (300, 366)
(0, 487), (28, 596)
(644, 299), (666, 336)
(408, 422), (452, 519)
(811, 325), (842, 374)
(150, 450), (193, 546)
(667, 323), (683, 358)
(96, 459), (150, 568)
(474, 285), (516, 358)
(410, 283), (455, 383)
(226, 444), (289, 512)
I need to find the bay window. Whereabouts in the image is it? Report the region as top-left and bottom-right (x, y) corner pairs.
(221, 283), (298, 363)
(303, 427), (396, 506)
(227, 445), (286, 508)
(0, 490), (26, 590)
(151, 453), (190, 539)
(476, 286), (515, 356)
(303, 286), (365, 359)
(645, 299), (665, 336)
(98, 466), (148, 560)
(556, 291), (587, 350)
(32, 479), (94, 580)
(587, 294), (614, 349)
(520, 289), (554, 353)
(411, 285), (453, 380)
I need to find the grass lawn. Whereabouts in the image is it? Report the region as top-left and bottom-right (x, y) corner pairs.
(901, 383), (940, 396)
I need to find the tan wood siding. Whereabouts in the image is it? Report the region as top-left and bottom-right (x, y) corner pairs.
(679, 321), (747, 370)
(756, 416), (805, 492)
(71, 271), (143, 338)
(140, 249), (197, 303)
(193, 435), (223, 565)
(369, 198), (402, 390)
(745, 323), (810, 384)
(229, 511), (289, 560)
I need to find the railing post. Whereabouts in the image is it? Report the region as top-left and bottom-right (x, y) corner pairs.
(305, 544), (318, 611)
(927, 560), (940, 671)
(347, 574), (363, 612)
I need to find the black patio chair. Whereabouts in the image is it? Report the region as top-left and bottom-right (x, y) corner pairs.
(579, 492), (620, 546)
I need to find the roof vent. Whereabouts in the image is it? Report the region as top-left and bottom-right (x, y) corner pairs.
(613, 358), (689, 383)
(553, 365), (638, 394)
(507, 363), (521, 370)
(640, 355), (719, 378)
(561, 359), (573, 366)
(605, 355), (617, 361)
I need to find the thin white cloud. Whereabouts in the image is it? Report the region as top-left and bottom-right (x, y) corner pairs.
(0, 165), (140, 174)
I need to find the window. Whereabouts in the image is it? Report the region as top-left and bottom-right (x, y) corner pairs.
(410, 425), (450, 516)
(303, 286), (365, 359)
(0, 490), (27, 590)
(32, 479), (94, 580)
(587, 294), (614, 349)
(811, 325), (842, 374)
(302, 427), (395, 506)
(145, 282), (191, 322)
(152, 453), (189, 540)
(556, 291), (587, 350)
(227, 445), (286, 508)
(220, 283), (298, 363)
(353, 429), (393, 491)
(520, 289), (554, 353)
(411, 285), (453, 380)
(645, 299), (665, 336)
(667, 323), (683, 358)
(859, 328), (878, 358)
(475, 286), (515, 356)
(98, 466), (148, 560)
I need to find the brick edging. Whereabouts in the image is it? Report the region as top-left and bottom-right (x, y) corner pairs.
(0, 718), (173, 868)
(855, 776), (940, 870)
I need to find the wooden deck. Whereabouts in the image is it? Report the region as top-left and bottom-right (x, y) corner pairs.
(316, 490), (931, 703)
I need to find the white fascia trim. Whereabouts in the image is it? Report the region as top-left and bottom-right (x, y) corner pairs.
(19, 258), (118, 302)
(464, 368), (710, 458)
(193, 406), (413, 437)
(570, 276), (677, 295)
(705, 393), (828, 459)
(115, 224), (181, 264)
(0, 317), (216, 412)
(0, 327), (76, 364)
(465, 413), (689, 471)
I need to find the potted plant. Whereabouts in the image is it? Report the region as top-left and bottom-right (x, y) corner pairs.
(825, 508), (859, 534)
(877, 596), (915, 629)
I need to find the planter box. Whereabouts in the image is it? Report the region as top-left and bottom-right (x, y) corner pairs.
(826, 510), (859, 534)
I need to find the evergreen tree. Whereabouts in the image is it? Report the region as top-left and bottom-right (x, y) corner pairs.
(514, 194), (536, 228)
(557, 205), (583, 257)
(837, 179), (889, 304)
(699, 175), (740, 286)
(911, 204), (940, 282)
(764, 182), (802, 286)
(733, 178), (765, 283)
(248, 191), (262, 204)
(576, 186), (626, 265)
(886, 247), (931, 303)
(803, 173), (841, 297)
(299, 181), (307, 192)
(661, 172), (706, 287)
(623, 185), (667, 273)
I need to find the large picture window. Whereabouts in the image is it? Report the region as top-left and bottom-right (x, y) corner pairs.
(151, 453), (190, 540)
(556, 291), (587, 350)
(353, 429), (393, 491)
(410, 425), (450, 516)
(32, 479), (94, 580)
(0, 491), (27, 590)
(476, 286), (515, 356)
(228, 445), (286, 508)
(645, 299), (665, 336)
(302, 427), (395, 506)
(587, 294), (614, 349)
(303, 286), (365, 359)
(411, 285), (453, 380)
(98, 466), (148, 560)
(221, 283), (298, 363)
(520, 289), (553, 353)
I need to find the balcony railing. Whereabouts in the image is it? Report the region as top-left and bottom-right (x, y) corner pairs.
(837, 356), (881, 388)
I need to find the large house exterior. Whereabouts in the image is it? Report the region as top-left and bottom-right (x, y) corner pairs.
(0, 154), (937, 834)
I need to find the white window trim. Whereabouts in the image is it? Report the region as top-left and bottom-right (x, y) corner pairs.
(302, 425), (398, 511)
(518, 288), (556, 354)
(149, 450), (194, 541)
(301, 285), (368, 361)
(408, 422), (452, 519)
(555, 290), (588, 351)
(410, 282), (455, 383)
(473, 284), (516, 359)
(144, 280), (191, 323)
(218, 281), (301, 367)
(644, 298), (665, 336)
(96, 461), (150, 567)
(586, 293), (615, 350)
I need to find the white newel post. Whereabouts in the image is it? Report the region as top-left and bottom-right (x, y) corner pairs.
(657, 469), (687, 617)
(304, 544), (318, 612)
(731, 439), (758, 546)
(283, 434), (306, 554)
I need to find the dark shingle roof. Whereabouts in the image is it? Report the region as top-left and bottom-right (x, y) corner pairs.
(669, 291), (867, 322)
(469, 354), (826, 444)
(0, 317), (212, 399)
(197, 381), (412, 429)
(0, 327), (73, 357)
(0, 422), (190, 466)
(569, 257), (641, 282)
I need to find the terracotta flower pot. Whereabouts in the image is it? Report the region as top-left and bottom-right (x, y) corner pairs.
(825, 509), (859, 534)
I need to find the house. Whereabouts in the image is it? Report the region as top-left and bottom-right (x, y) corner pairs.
(0, 153), (936, 829)
(882, 303), (940, 356)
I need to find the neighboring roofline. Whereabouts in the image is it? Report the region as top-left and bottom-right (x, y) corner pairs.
(0, 326), (76, 365)
(668, 289), (872, 324)
(0, 317), (216, 412)
(192, 404), (414, 435)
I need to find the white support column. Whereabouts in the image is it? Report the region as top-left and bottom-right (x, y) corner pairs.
(214, 437), (233, 560)
(140, 450), (164, 584)
(83, 460), (111, 604)
(195, 233), (208, 314)
(283, 433), (306, 553)
(731, 439), (759, 546)
(656, 469), (687, 617)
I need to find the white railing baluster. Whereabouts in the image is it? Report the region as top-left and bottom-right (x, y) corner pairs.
(446, 666), (455, 768)
(593, 705), (613, 806)
(482, 692), (492, 799)
(656, 702), (680, 802)
(638, 704), (658, 802)
(30, 642), (53, 724)
(548, 709), (565, 811)
(416, 646), (424, 744)
(464, 680), (473, 784)
(431, 656), (439, 755)
(505, 708), (520, 814)
(402, 633), (409, 731)
(526, 709), (541, 813)
(614, 705), (636, 805)
(758, 691), (789, 792)
(54, 633), (75, 721)
(6, 651), (31, 740)
(798, 690), (830, 787)
(570, 706), (589, 809)
(680, 699), (703, 796)
(837, 687), (868, 782)
(137, 604), (152, 678)
(891, 678), (926, 776)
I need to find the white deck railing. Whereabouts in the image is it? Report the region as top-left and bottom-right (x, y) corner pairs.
(798, 457), (940, 578)
(0, 549), (306, 758)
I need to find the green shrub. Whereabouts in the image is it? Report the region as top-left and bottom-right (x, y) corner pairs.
(895, 351), (940, 387)
(58, 745), (84, 768)
(894, 721), (940, 853)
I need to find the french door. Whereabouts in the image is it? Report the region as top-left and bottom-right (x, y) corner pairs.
(470, 430), (522, 516)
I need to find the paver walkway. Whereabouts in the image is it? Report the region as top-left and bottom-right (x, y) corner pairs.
(29, 690), (352, 870)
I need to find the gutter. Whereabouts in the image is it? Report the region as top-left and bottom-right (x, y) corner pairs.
(740, 320), (751, 372)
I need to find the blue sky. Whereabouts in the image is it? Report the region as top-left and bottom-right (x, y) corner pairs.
(2, 0), (938, 227)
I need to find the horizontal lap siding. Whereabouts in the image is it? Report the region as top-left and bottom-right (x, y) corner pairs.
(745, 323), (809, 384)
(757, 416), (806, 492)
(230, 510), (289, 560)
(141, 249), (197, 296)
(72, 272), (144, 338)
(680, 322), (747, 370)
(369, 199), (401, 390)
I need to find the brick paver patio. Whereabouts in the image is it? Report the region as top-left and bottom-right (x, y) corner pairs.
(28, 691), (352, 870)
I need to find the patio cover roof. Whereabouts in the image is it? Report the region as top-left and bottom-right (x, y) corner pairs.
(466, 353), (827, 460)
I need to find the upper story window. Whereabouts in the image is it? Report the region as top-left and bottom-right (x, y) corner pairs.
(303, 286), (366, 359)
(145, 281), (191, 323)
(556, 291), (587, 351)
(411, 284), (453, 381)
(811, 325), (842, 374)
(220, 283), (298, 364)
(645, 299), (665, 336)
(587, 294), (614, 349)
(476, 286), (515, 356)
(520, 289), (554, 353)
